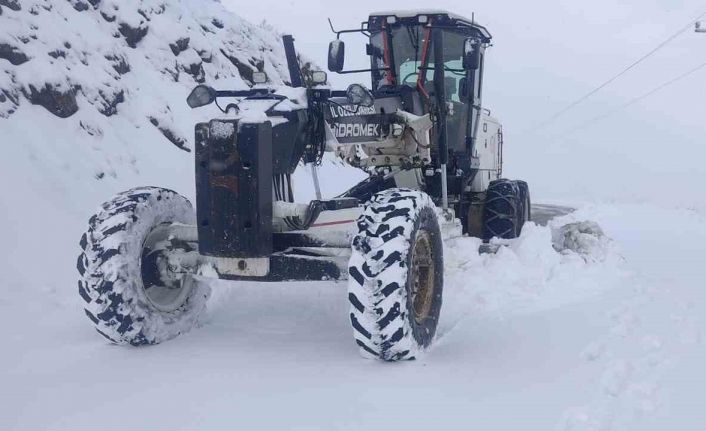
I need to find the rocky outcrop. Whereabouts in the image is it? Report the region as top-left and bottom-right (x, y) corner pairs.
(22, 83), (79, 118)
(169, 37), (190, 56)
(118, 22), (149, 48)
(0, 43), (29, 65)
(0, 0), (21, 12)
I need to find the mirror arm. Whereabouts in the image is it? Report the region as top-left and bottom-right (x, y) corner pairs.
(335, 67), (391, 75)
(215, 90), (258, 98)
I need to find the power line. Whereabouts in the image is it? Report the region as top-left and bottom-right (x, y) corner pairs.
(527, 9), (706, 133)
(550, 60), (706, 140)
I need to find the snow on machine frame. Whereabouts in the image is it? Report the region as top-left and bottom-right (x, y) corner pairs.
(77, 10), (530, 360)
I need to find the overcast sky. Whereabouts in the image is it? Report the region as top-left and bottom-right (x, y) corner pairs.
(224, 0), (706, 205)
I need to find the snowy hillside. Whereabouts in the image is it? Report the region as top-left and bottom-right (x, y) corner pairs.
(1, 2), (705, 431)
(0, 0), (295, 121)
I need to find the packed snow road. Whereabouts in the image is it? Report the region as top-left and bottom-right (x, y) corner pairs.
(2, 203), (704, 431)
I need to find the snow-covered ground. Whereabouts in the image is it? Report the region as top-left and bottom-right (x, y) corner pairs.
(2, 1), (705, 430)
(2, 202), (705, 430)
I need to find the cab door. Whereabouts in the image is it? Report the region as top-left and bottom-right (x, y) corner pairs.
(443, 62), (470, 154)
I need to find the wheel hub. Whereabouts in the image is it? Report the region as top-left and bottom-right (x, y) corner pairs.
(410, 230), (435, 325)
(140, 223), (198, 313)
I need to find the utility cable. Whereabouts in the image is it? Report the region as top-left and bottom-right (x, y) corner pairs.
(526, 9), (706, 133)
(550, 60), (706, 140)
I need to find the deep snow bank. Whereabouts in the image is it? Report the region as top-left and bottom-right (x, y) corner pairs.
(442, 217), (626, 332)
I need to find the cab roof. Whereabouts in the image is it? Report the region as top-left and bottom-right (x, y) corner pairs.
(367, 9), (492, 41)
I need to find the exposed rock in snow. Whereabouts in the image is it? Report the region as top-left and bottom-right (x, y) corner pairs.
(0, 0), (22, 13)
(21, 82), (79, 118)
(0, 42), (29, 65)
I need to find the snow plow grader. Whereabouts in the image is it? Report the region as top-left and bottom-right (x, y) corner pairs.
(77, 10), (530, 361)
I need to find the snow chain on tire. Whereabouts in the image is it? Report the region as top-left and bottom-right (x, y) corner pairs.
(516, 180), (531, 232)
(348, 188), (443, 361)
(77, 187), (210, 345)
(482, 179), (522, 241)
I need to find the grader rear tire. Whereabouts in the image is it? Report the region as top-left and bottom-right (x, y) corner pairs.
(482, 179), (521, 241)
(482, 179), (531, 241)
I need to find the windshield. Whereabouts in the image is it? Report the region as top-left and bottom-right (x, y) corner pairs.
(370, 25), (468, 101)
(369, 25), (425, 89)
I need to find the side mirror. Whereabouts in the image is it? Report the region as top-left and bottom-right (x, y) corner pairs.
(346, 83), (374, 107)
(328, 40), (345, 73)
(187, 85), (216, 108)
(463, 38), (482, 71)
